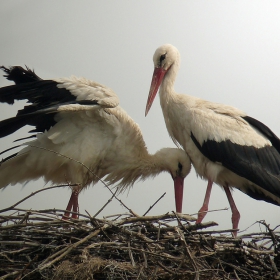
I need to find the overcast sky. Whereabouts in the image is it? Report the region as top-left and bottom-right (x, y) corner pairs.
(1, 1), (280, 235)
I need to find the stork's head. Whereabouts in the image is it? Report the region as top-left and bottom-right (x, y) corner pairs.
(145, 44), (180, 116)
(155, 148), (191, 213)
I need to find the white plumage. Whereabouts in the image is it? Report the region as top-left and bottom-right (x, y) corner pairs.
(0, 66), (191, 218)
(145, 44), (280, 236)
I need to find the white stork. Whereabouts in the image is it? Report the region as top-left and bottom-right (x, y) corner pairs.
(145, 44), (280, 236)
(0, 66), (192, 218)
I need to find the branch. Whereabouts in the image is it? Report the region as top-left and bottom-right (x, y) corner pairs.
(0, 184), (71, 214)
(92, 188), (118, 218)
(143, 192), (166, 216)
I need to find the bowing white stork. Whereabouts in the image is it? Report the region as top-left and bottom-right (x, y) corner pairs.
(0, 65), (192, 218)
(145, 44), (280, 236)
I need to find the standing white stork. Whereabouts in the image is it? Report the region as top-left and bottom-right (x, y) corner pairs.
(145, 44), (280, 236)
(0, 66), (192, 218)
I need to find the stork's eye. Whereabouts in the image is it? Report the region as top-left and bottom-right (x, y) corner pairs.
(178, 162), (182, 171)
(160, 53), (166, 63)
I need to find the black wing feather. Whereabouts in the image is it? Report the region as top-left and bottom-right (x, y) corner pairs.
(191, 132), (280, 204)
(0, 66), (98, 136)
(0, 80), (75, 109)
(1, 66), (42, 84)
(243, 115), (280, 153)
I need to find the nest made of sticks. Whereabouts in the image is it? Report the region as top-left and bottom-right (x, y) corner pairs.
(0, 186), (280, 280)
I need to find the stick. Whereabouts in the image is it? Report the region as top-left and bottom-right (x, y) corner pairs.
(38, 224), (109, 270)
(143, 192), (166, 216)
(92, 188), (118, 218)
(0, 184), (71, 214)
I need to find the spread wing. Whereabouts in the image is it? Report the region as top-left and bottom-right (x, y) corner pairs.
(0, 66), (119, 136)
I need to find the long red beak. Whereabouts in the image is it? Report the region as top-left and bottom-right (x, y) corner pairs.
(173, 176), (184, 213)
(145, 67), (167, 116)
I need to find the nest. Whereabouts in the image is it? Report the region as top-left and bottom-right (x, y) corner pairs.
(0, 186), (280, 280)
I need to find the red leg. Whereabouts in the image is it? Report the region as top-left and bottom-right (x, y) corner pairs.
(71, 190), (79, 219)
(62, 190), (79, 220)
(224, 185), (240, 237)
(62, 191), (75, 220)
(196, 180), (213, 224)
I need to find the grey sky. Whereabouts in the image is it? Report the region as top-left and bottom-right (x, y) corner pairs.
(1, 1), (280, 234)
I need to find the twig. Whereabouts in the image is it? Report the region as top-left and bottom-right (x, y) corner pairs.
(93, 188), (118, 218)
(38, 224), (109, 270)
(12, 208), (90, 220)
(103, 213), (132, 219)
(0, 184), (70, 214)
(234, 269), (241, 280)
(191, 207), (229, 217)
(270, 257), (280, 278)
(175, 224), (199, 280)
(15, 255), (38, 280)
(114, 213), (196, 227)
(143, 192), (166, 216)
(258, 220), (278, 248)
(128, 241), (136, 267)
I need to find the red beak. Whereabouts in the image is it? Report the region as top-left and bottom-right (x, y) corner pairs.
(145, 67), (167, 116)
(173, 176), (184, 213)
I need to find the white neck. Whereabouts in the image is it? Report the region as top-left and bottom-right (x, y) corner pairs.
(159, 61), (179, 108)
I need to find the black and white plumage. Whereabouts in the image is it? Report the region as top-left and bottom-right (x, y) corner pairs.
(145, 44), (280, 236)
(0, 66), (191, 218)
